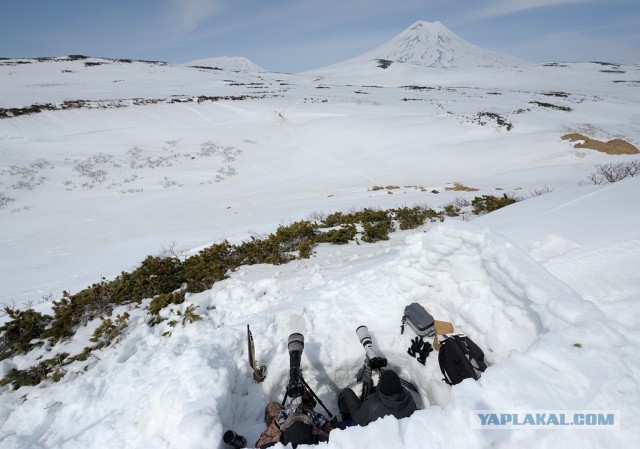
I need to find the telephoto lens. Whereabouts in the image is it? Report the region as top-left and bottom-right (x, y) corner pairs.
(287, 333), (305, 398)
(356, 325), (387, 369)
(223, 430), (247, 448)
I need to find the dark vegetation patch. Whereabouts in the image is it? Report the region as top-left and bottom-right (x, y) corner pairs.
(0, 95), (270, 119)
(187, 65), (223, 71)
(530, 101), (572, 112)
(226, 82), (264, 86)
(0, 55), (168, 66)
(591, 61), (620, 67)
(612, 80), (640, 85)
(471, 194), (519, 214)
(474, 112), (513, 131)
(402, 85), (434, 91)
(542, 91), (570, 98)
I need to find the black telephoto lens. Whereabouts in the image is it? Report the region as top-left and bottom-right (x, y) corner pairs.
(287, 333), (305, 398)
(223, 430), (247, 448)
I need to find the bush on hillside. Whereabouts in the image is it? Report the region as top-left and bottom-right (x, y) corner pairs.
(0, 307), (51, 360)
(586, 159), (640, 185)
(471, 194), (519, 215)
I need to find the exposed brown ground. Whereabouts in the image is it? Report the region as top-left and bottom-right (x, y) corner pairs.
(445, 182), (480, 192)
(562, 133), (639, 155)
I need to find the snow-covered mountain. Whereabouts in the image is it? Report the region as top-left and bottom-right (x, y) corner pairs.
(185, 56), (264, 72)
(328, 20), (527, 69)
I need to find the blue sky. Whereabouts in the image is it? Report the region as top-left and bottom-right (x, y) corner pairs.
(1, 0), (638, 71)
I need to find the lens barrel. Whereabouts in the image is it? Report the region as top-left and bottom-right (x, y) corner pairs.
(356, 325), (387, 369)
(223, 430), (247, 448)
(287, 333), (305, 398)
(356, 325), (372, 347)
(288, 333), (304, 354)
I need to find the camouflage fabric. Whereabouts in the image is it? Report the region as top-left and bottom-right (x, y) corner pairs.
(254, 420), (282, 448)
(264, 402), (283, 425)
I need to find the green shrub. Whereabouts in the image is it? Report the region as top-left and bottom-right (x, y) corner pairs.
(0, 307), (50, 359)
(0, 353), (69, 390)
(90, 312), (130, 347)
(183, 241), (234, 292)
(394, 206), (444, 230)
(443, 204), (461, 217)
(362, 219), (393, 242)
(148, 291), (186, 325)
(177, 305), (202, 326)
(127, 256), (185, 300)
(471, 194), (518, 214)
(316, 224), (357, 244)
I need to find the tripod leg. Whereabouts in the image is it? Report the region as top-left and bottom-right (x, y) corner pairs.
(301, 378), (335, 419)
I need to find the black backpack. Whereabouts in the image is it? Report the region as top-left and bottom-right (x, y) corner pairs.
(438, 334), (487, 385)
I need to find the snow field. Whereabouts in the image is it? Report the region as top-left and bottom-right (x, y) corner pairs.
(1, 56), (639, 448)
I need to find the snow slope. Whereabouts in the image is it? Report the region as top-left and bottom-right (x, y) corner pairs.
(2, 57), (638, 306)
(1, 31), (640, 449)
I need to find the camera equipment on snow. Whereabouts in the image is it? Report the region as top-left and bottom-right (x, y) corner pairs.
(286, 332), (306, 399)
(401, 303), (436, 364)
(223, 430), (247, 448)
(438, 333), (487, 385)
(354, 325), (417, 401)
(401, 303), (435, 338)
(281, 332), (336, 421)
(356, 325), (388, 370)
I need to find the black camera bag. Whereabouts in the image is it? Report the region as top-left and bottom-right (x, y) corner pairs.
(438, 334), (487, 385)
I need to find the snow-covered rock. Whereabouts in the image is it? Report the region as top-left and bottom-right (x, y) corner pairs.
(185, 56), (264, 72)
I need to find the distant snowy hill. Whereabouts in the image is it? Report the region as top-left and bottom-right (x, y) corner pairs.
(184, 56), (264, 72)
(325, 20), (527, 69)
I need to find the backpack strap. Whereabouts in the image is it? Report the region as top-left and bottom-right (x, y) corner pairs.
(438, 336), (453, 385)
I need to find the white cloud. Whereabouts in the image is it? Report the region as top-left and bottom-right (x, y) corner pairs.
(169, 0), (221, 35)
(460, 0), (599, 22)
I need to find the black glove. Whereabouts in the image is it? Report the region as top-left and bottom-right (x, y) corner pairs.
(417, 341), (433, 365)
(407, 336), (423, 357)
